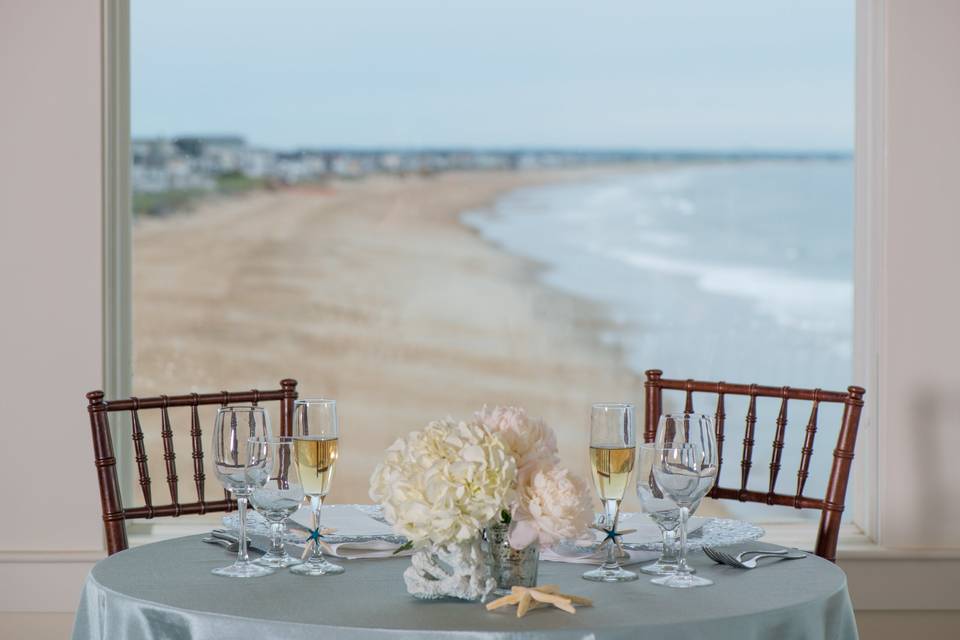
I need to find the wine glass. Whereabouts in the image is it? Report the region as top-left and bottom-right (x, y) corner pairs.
(636, 443), (700, 576)
(290, 399), (344, 576)
(249, 437), (306, 568)
(651, 413), (717, 588)
(583, 403), (638, 583)
(210, 406), (273, 578)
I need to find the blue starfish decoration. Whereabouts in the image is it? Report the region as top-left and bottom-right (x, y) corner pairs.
(590, 522), (637, 556)
(300, 526), (337, 560)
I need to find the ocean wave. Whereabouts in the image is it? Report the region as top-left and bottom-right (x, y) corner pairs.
(602, 246), (852, 334)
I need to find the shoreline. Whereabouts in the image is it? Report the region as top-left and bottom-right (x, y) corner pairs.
(132, 165), (704, 511)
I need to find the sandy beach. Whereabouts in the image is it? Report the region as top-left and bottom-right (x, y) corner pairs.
(133, 168), (658, 509)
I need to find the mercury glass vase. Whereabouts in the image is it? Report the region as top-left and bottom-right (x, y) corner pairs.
(484, 523), (540, 594)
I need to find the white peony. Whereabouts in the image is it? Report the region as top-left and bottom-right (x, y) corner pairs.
(369, 418), (516, 546)
(507, 461), (594, 549)
(475, 406), (559, 482)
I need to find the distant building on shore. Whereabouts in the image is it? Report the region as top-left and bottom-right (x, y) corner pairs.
(131, 134), (850, 200)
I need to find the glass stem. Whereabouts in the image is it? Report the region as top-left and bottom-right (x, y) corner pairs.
(270, 521), (285, 556)
(237, 495), (250, 565)
(311, 494), (324, 561)
(660, 527), (679, 566)
(602, 498), (621, 569)
(676, 504), (690, 576)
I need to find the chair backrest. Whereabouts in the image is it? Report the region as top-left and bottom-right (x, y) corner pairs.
(643, 370), (864, 562)
(86, 379), (298, 555)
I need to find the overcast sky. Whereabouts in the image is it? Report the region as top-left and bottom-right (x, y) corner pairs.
(132, 0), (853, 150)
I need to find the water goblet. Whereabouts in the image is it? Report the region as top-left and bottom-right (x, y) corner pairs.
(210, 406), (273, 578)
(583, 403), (638, 583)
(250, 437), (306, 568)
(290, 399), (345, 576)
(636, 442), (700, 576)
(651, 413), (718, 588)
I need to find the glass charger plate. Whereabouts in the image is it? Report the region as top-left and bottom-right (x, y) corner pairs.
(556, 513), (765, 555)
(625, 517), (765, 552)
(222, 504), (407, 545)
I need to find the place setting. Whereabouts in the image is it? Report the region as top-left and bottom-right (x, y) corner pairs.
(207, 397), (807, 609)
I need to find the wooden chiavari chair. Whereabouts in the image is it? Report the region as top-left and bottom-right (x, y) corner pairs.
(86, 379), (298, 555)
(643, 370), (865, 562)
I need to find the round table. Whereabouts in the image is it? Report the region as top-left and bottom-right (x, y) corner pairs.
(72, 535), (857, 640)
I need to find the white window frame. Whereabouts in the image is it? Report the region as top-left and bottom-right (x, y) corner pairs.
(101, 0), (890, 556)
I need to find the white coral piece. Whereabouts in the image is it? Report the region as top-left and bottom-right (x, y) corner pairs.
(403, 540), (496, 601)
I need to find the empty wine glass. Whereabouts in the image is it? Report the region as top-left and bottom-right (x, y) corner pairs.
(583, 403), (638, 583)
(636, 443), (700, 576)
(651, 413), (717, 588)
(290, 399), (344, 576)
(250, 437), (306, 568)
(211, 406), (273, 578)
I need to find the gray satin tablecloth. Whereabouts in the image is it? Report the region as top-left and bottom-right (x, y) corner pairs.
(72, 535), (857, 640)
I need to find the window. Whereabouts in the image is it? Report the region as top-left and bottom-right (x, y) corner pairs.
(128, 0), (854, 521)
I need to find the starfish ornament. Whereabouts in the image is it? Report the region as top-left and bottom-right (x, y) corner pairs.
(300, 526), (337, 560)
(589, 522), (637, 558)
(485, 585), (593, 617)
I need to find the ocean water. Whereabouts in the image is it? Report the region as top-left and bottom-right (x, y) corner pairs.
(463, 160), (854, 520)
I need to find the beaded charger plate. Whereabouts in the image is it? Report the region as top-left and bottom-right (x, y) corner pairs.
(553, 512), (765, 555)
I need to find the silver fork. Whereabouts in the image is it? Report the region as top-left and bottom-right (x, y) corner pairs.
(704, 546), (805, 568)
(715, 547), (791, 563)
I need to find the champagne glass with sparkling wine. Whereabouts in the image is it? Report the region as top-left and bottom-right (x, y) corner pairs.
(652, 413), (718, 588)
(290, 399), (344, 576)
(583, 403), (638, 583)
(211, 406), (273, 578)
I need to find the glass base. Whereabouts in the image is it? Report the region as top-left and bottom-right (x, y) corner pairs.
(640, 560), (696, 576)
(211, 561), (275, 578)
(651, 572), (713, 588)
(255, 551), (302, 568)
(582, 566), (638, 583)
(289, 557), (345, 576)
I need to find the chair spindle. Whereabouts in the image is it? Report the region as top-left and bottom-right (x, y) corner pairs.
(711, 389), (726, 498)
(768, 389), (790, 500)
(189, 397), (205, 507)
(130, 401), (153, 511)
(159, 398), (179, 508)
(795, 392), (821, 503)
(740, 388), (758, 497)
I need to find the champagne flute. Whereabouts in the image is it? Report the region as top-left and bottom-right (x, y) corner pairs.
(651, 413), (717, 588)
(211, 406), (273, 578)
(636, 442), (701, 576)
(290, 399), (344, 576)
(583, 403), (638, 583)
(250, 437), (306, 568)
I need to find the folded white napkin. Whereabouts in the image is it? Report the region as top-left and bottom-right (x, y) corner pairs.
(324, 539), (412, 560)
(617, 514), (706, 546)
(541, 547), (660, 566)
(289, 505), (396, 537)
(540, 513), (706, 566)
(288, 505), (410, 559)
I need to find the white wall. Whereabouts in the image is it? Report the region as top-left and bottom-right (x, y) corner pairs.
(878, 0), (960, 548)
(0, 0), (106, 613)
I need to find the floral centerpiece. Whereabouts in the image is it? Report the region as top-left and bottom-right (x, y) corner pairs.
(370, 407), (592, 600)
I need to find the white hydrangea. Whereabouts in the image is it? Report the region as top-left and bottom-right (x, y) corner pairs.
(370, 418), (516, 546)
(508, 461), (595, 549)
(474, 405), (559, 482)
